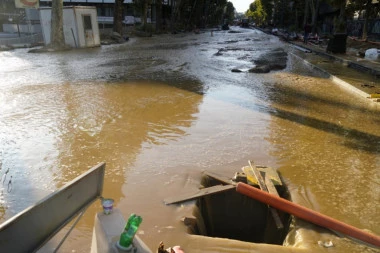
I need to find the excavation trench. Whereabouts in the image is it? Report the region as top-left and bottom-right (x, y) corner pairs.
(188, 174), (292, 245)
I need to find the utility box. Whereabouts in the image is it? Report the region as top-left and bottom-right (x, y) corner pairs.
(39, 6), (100, 48)
(326, 34), (347, 54)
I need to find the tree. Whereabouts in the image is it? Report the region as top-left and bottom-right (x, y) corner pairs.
(327, 0), (348, 33)
(310, 0), (320, 33)
(290, 0), (305, 31)
(260, 0), (274, 24)
(113, 0), (124, 35)
(50, 0), (65, 49)
(247, 0), (267, 26)
(347, 0), (378, 39)
(149, 0), (236, 31)
(225, 1), (235, 23)
(303, 0), (309, 26)
(133, 0), (152, 32)
(156, 0), (163, 33)
(361, 0), (372, 39)
(144, 0), (153, 28)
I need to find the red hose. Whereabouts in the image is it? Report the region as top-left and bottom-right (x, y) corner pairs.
(236, 182), (380, 248)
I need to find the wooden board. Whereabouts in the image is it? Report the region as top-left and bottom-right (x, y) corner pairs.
(265, 176), (280, 197)
(248, 161), (284, 230)
(202, 171), (236, 185)
(242, 165), (282, 186)
(164, 184), (235, 205)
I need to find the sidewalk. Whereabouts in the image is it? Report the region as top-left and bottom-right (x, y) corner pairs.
(290, 39), (380, 78)
(286, 38), (380, 103)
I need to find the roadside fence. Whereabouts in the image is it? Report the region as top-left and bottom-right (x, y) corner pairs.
(0, 33), (44, 46)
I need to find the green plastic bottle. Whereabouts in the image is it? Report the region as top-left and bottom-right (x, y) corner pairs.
(124, 214), (137, 231)
(118, 214), (143, 249)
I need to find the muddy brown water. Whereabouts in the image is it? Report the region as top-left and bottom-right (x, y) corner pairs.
(0, 27), (379, 253)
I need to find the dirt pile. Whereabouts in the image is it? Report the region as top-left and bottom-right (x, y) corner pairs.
(346, 37), (380, 52)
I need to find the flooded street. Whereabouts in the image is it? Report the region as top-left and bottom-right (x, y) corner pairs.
(0, 27), (379, 253)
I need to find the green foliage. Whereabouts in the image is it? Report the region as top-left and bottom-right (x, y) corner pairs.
(132, 0), (380, 37)
(345, 0), (366, 19)
(225, 2), (235, 23)
(246, 0), (267, 26)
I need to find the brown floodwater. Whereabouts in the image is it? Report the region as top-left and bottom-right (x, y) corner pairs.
(0, 27), (379, 253)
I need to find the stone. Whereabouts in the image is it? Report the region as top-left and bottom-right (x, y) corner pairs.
(365, 48), (380, 61)
(249, 65), (271, 73)
(252, 48), (288, 71)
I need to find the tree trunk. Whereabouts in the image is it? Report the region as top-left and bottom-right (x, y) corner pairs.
(311, 0), (319, 33)
(187, 0), (197, 30)
(143, 0), (148, 27)
(171, 0), (181, 32)
(303, 0), (309, 26)
(113, 0), (124, 35)
(336, 1), (346, 33)
(361, 0), (372, 40)
(51, 0), (65, 48)
(156, 0), (162, 33)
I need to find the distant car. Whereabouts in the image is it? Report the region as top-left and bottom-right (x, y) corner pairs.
(222, 18), (229, 30)
(241, 19), (249, 28)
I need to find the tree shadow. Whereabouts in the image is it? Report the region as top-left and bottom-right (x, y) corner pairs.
(269, 106), (380, 154)
(243, 81), (380, 154)
(260, 81), (378, 114)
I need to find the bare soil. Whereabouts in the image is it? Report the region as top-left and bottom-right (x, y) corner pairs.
(346, 37), (380, 52)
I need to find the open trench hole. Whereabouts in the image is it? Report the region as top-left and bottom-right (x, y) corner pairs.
(187, 174), (292, 245)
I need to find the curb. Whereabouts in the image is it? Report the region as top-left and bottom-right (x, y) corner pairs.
(288, 41), (380, 78)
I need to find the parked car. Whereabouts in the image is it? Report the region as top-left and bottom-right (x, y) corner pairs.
(241, 18), (249, 28)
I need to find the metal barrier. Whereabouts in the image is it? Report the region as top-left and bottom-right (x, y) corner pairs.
(0, 162), (106, 253)
(0, 33), (43, 46)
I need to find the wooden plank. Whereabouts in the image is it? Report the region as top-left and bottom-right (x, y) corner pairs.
(256, 166), (282, 184)
(370, 93), (380, 98)
(242, 166), (282, 186)
(248, 161), (284, 230)
(164, 184), (235, 205)
(248, 161), (268, 192)
(202, 171), (236, 185)
(242, 166), (259, 186)
(265, 176), (280, 197)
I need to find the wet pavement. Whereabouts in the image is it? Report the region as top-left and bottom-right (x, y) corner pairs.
(0, 26), (379, 253)
(291, 39), (380, 77)
(255, 27), (380, 100)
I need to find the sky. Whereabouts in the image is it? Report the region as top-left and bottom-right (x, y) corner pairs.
(230, 0), (250, 13)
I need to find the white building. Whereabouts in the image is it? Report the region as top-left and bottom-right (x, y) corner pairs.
(40, 6), (100, 48)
